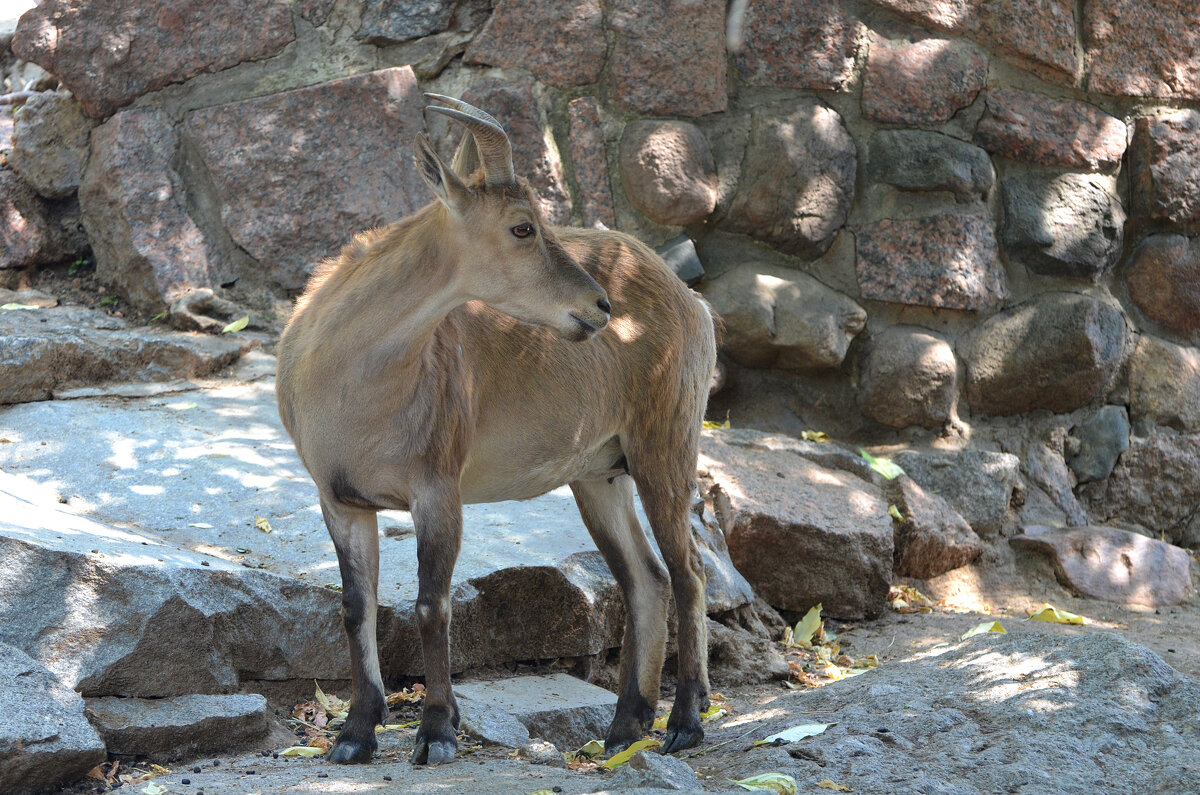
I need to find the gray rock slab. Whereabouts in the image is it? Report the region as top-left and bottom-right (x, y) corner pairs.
(1068, 405), (1130, 484)
(455, 673), (616, 749)
(0, 477), (347, 697)
(606, 750), (703, 790)
(0, 303), (251, 404)
(867, 130), (994, 199)
(0, 642), (106, 795)
(0, 375), (751, 690)
(893, 450), (1020, 537)
(456, 695), (532, 748)
(726, 631), (1200, 794)
(85, 693), (271, 761)
(1013, 526), (1194, 608)
(656, 234), (705, 286)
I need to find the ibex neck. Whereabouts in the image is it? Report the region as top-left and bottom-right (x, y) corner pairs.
(314, 205), (468, 378)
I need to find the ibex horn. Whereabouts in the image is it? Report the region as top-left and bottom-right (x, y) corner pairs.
(424, 93), (515, 187)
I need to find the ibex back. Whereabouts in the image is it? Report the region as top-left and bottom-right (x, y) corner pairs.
(276, 95), (717, 765)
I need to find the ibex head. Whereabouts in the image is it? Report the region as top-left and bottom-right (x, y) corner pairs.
(416, 94), (610, 341)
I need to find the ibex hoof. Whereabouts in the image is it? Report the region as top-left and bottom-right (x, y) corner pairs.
(327, 735), (377, 764)
(661, 723), (704, 755)
(411, 736), (457, 765)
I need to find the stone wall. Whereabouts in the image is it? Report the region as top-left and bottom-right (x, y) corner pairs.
(5, 0), (1200, 544)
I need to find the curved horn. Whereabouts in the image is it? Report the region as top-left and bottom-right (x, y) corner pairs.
(424, 93), (515, 187)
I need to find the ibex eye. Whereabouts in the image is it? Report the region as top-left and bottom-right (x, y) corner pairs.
(511, 223), (535, 239)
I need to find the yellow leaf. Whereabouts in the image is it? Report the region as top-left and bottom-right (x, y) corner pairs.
(792, 604), (823, 646)
(652, 714), (668, 730)
(730, 772), (798, 794)
(753, 723), (829, 746)
(961, 621), (1007, 640)
(800, 430), (830, 443)
(221, 315), (249, 334)
(702, 411), (731, 430)
(255, 516), (272, 533)
(817, 779), (853, 792)
(888, 504), (904, 522)
(574, 739), (606, 758)
(277, 746), (326, 757)
(1, 303), (38, 310)
(141, 785), (168, 795)
(600, 738), (660, 769)
(702, 707), (728, 722)
(1028, 604), (1088, 624)
(859, 449), (904, 480)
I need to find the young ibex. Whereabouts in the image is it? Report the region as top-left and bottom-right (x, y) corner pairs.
(276, 95), (717, 765)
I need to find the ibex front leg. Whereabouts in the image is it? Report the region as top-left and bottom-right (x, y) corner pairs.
(410, 485), (463, 765)
(321, 498), (389, 764)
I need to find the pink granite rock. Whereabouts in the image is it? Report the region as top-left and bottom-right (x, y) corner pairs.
(891, 476), (984, 579)
(722, 100), (856, 258)
(0, 171), (68, 269)
(461, 78), (572, 225)
(184, 67), (426, 291)
(868, 0), (1076, 84)
(1085, 0), (1200, 101)
(861, 35), (987, 124)
(1013, 526), (1193, 608)
(735, 0), (859, 91)
(619, 120), (717, 227)
(608, 0), (727, 116)
(80, 108), (225, 308)
(701, 429), (893, 620)
(12, 0), (295, 119)
(975, 89), (1126, 172)
(567, 98), (615, 229)
(858, 326), (958, 430)
(1126, 235), (1200, 334)
(466, 0), (605, 88)
(855, 214), (1006, 311)
(1130, 111), (1200, 225)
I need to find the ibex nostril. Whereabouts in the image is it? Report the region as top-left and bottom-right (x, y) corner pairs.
(597, 297), (611, 314)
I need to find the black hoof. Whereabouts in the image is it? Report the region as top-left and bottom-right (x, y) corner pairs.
(328, 734), (377, 764)
(662, 721), (704, 754)
(411, 734), (457, 765)
(411, 704), (458, 765)
(605, 693), (655, 755)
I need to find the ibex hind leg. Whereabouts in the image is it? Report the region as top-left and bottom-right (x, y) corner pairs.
(626, 438), (710, 754)
(570, 476), (670, 753)
(320, 498), (389, 764)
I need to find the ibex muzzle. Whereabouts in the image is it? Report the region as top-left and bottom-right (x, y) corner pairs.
(276, 94), (716, 766)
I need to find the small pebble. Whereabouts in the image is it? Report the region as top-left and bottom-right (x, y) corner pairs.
(192, 766), (201, 774)
(182, 779), (190, 786)
(212, 760), (220, 767)
(246, 769), (256, 775)
(553, 788), (563, 793)
(273, 752), (279, 759)
(383, 776), (392, 781)
(318, 772), (329, 778)
(262, 750), (271, 757)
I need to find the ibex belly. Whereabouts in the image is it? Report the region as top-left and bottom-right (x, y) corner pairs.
(458, 432), (624, 504)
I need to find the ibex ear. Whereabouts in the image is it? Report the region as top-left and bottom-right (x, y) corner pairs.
(415, 133), (469, 211)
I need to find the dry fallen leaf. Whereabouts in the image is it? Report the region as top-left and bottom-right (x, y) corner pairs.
(753, 723), (830, 746)
(255, 516), (272, 533)
(1028, 604), (1089, 625)
(817, 779), (853, 792)
(961, 621), (1007, 640)
(278, 745), (325, 757)
(731, 772), (798, 794)
(600, 738), (661, 769)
